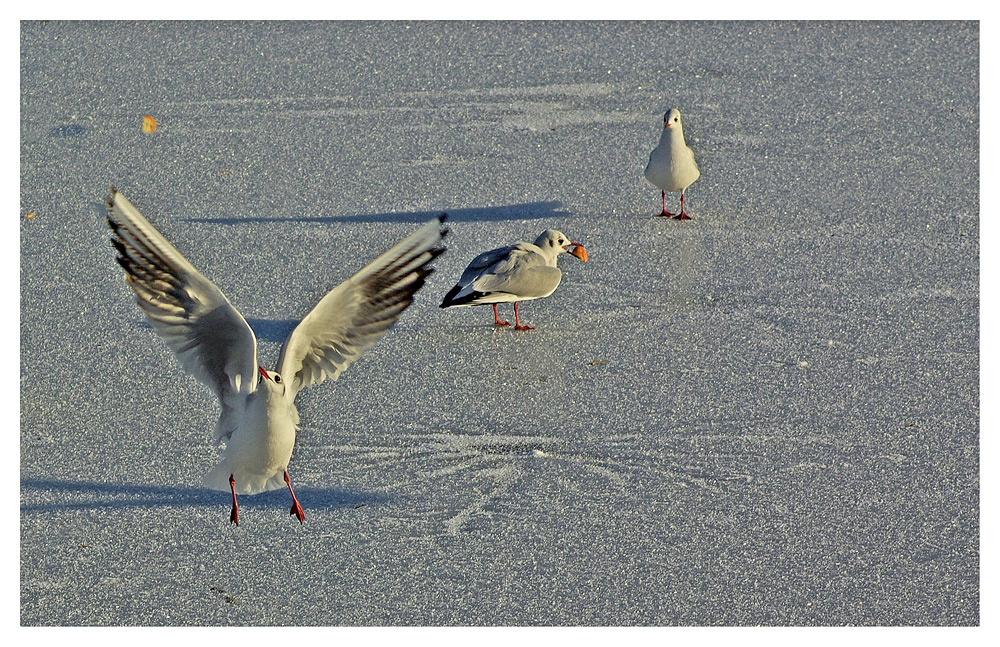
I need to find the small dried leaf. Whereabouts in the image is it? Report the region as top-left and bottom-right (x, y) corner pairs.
(25, 212), (35, 219)
(142, 115), (157, 133)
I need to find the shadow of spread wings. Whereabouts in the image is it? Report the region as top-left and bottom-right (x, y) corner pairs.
(276, 215), (448, 398)
(105, 186), (259, 409)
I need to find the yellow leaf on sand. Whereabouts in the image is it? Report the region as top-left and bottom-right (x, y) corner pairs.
(142, 115), (156, 133)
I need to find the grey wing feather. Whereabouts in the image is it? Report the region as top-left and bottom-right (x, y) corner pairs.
(106, 187), (258, 442)
(472, 249), (562, 299)
(461, 245), (515, 278)
(457, 243), (534, 286)
(276, 215), (448, 397)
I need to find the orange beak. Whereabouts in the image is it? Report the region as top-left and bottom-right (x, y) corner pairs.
(664, 122), (671, 128)
(258, 366), (271, 381)
(567, 243), (588, 262)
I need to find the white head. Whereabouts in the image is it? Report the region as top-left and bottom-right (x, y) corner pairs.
(534, 229), (588, 263)
(257, 365), (288, 396)
(662, 108), (683, 131)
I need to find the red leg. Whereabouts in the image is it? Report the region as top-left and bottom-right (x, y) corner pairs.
(513, 302), (535, 331)
(493, 303), (510, 327)
(674, 191), (692, 220)
(284, 471), (305, 524)
(229, 474), (239, 526)
(657, 190), (675, 217)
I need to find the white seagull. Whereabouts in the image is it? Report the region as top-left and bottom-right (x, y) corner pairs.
(106, 187), (448, 525)
(644, 108), (700, 220)
(439, 229), (587, 331)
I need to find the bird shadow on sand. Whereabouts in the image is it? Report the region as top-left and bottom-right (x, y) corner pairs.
(20, 478), (383, 514)
(180, 201), (571, 226)
(134, 318), (299, 343)
(246, 318), (299, 342)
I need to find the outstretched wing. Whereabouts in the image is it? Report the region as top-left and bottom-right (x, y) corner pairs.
(276, 215), (448, 398)
(105, 187), (259, 433)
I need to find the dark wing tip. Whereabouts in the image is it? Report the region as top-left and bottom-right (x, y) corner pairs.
(441, 290), (486, 308)
(427, 245), (447, 264)
(436, 213), (450, 241)
(440, 284), (466, 308)
(105, 185), (121, 215)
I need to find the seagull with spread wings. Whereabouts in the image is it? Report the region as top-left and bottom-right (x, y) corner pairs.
(106, 187), (448, 525)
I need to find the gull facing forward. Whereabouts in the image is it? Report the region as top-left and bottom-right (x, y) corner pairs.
(644, 108), (700, 219)
(106, 187), (448, 525)
(440, 229), (587, 331)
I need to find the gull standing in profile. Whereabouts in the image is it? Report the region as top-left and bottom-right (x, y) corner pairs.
(106, 187), (448, 525)
(644, 108), (701, 220)
(440, 229), (587, 331)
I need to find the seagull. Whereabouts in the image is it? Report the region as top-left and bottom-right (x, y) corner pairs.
(439, 229), (587, 331)
(644, 108), (700, 220)
(105, 187), (448, 525)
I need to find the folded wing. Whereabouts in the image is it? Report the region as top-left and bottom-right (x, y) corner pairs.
(470, 248), (560, 299)
(440, 245), (517, 306)
(276, 215), (448, 397)
(441, 243), (560, 305)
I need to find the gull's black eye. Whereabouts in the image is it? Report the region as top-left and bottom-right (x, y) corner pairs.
(274, 375), (282, 384)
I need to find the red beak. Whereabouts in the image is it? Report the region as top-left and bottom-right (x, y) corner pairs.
(258, 366), (271, 381)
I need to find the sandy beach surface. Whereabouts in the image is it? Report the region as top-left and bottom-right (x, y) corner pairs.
(20, 20), (978, 625)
